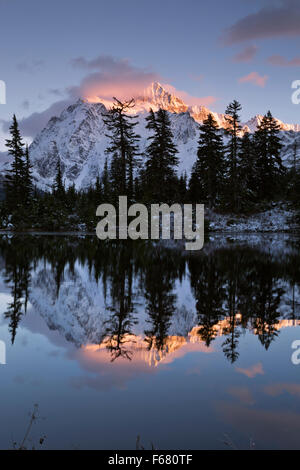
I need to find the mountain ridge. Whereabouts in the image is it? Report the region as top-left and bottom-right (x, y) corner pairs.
(7, 82), (300, 190)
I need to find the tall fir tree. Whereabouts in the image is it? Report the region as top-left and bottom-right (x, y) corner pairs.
(103, 98), (140, 203)
(4, 115), (26, 212)
(238, 131), (258, 208)
(144, 108), (178, 203)
(109, 152), (123, 201)
(189, 113), (225, 208)
(101, 157), (110, 201)
(178, 172), (187, 203)
(94, 175), (102, 201)
(224, 100), (242, 212)
(254, 111), (283, 201)
(53, 159), (65, 200)
(287, 141), (300, 204)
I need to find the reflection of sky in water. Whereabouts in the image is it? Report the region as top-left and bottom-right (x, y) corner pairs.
(1, 311), (300, 449)
(0, 235), (300, 449)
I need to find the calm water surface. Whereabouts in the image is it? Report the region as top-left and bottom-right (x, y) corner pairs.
(0, 234), (300, 449)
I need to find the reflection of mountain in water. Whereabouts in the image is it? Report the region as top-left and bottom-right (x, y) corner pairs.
(81, 317), (300, 368)
(1, 235), (300, 364)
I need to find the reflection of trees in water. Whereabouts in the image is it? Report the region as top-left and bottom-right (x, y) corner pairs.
(284, 255), (300, 321)
(188, 247), (292, 362)
(1, 237), (31, 344)
(221, 254), (242, 363)
(142, 249), (178, 353)
(101, 244), (138, 361)
(189, 255), (225, 347)
(138, 245), (186, 354)
(249, 262), (284, 350)
(0, 236), (300, 360)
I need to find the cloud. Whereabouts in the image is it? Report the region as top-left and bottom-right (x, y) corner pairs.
(1, 98), (73, 137)
(232, 45), (257, 63)
(221, 0), (300, 44)
(16, 59), (44, 74)
(238, 71), (268, 87)
(2, 55), (217, 138)
(70, 55), (216, 107)
(235, 362), (264, 378)
(69, 55), (161, 102)
(267, 55), (300, 66)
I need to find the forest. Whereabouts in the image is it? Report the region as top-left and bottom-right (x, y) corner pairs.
(1, 98), (300, 231)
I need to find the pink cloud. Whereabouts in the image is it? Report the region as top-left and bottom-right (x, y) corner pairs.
(238, 71), (268, 87)
(232, 45), (257, 63)
(267, 55), (300, 66)
(235, 362), (264, 378)
(69, 55), (161, 102)
(70, 56), (216, 107)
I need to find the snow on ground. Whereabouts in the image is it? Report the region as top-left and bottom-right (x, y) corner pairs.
(207, 205), (297, 233)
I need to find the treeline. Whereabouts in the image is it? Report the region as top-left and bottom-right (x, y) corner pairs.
(97, 97), (300, 214)
(1, 98), (300, 230)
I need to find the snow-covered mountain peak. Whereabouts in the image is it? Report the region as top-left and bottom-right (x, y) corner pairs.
(137, 82), (188, 113)
(243, 113), (300, 133)
(19, 81), (300, 190)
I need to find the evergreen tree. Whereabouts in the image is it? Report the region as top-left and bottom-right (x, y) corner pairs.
(189, 113), (225, 208)
(238, 131), (258, 208)
(144, 108), (178, 203)
(53, 159), (65, 200)
(109, 152), (123, 202)
(224, 100), (242, 211)
(134, 175), (142, 202)
(254, 111), (283, 201)
(66, 182), (77, 209)
(95, 175), (102, 198)
(287, 141), (300, 205)
(178, 172), (187, 203)
(103, 98), (140, 201)
(4, 115), (26, 212)
(101, 157), (110, 201)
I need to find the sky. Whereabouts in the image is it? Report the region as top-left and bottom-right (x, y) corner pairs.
(1, 0), (300, 149)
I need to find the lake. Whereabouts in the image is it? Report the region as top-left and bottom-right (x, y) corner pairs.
(0, 233), (300, 450)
